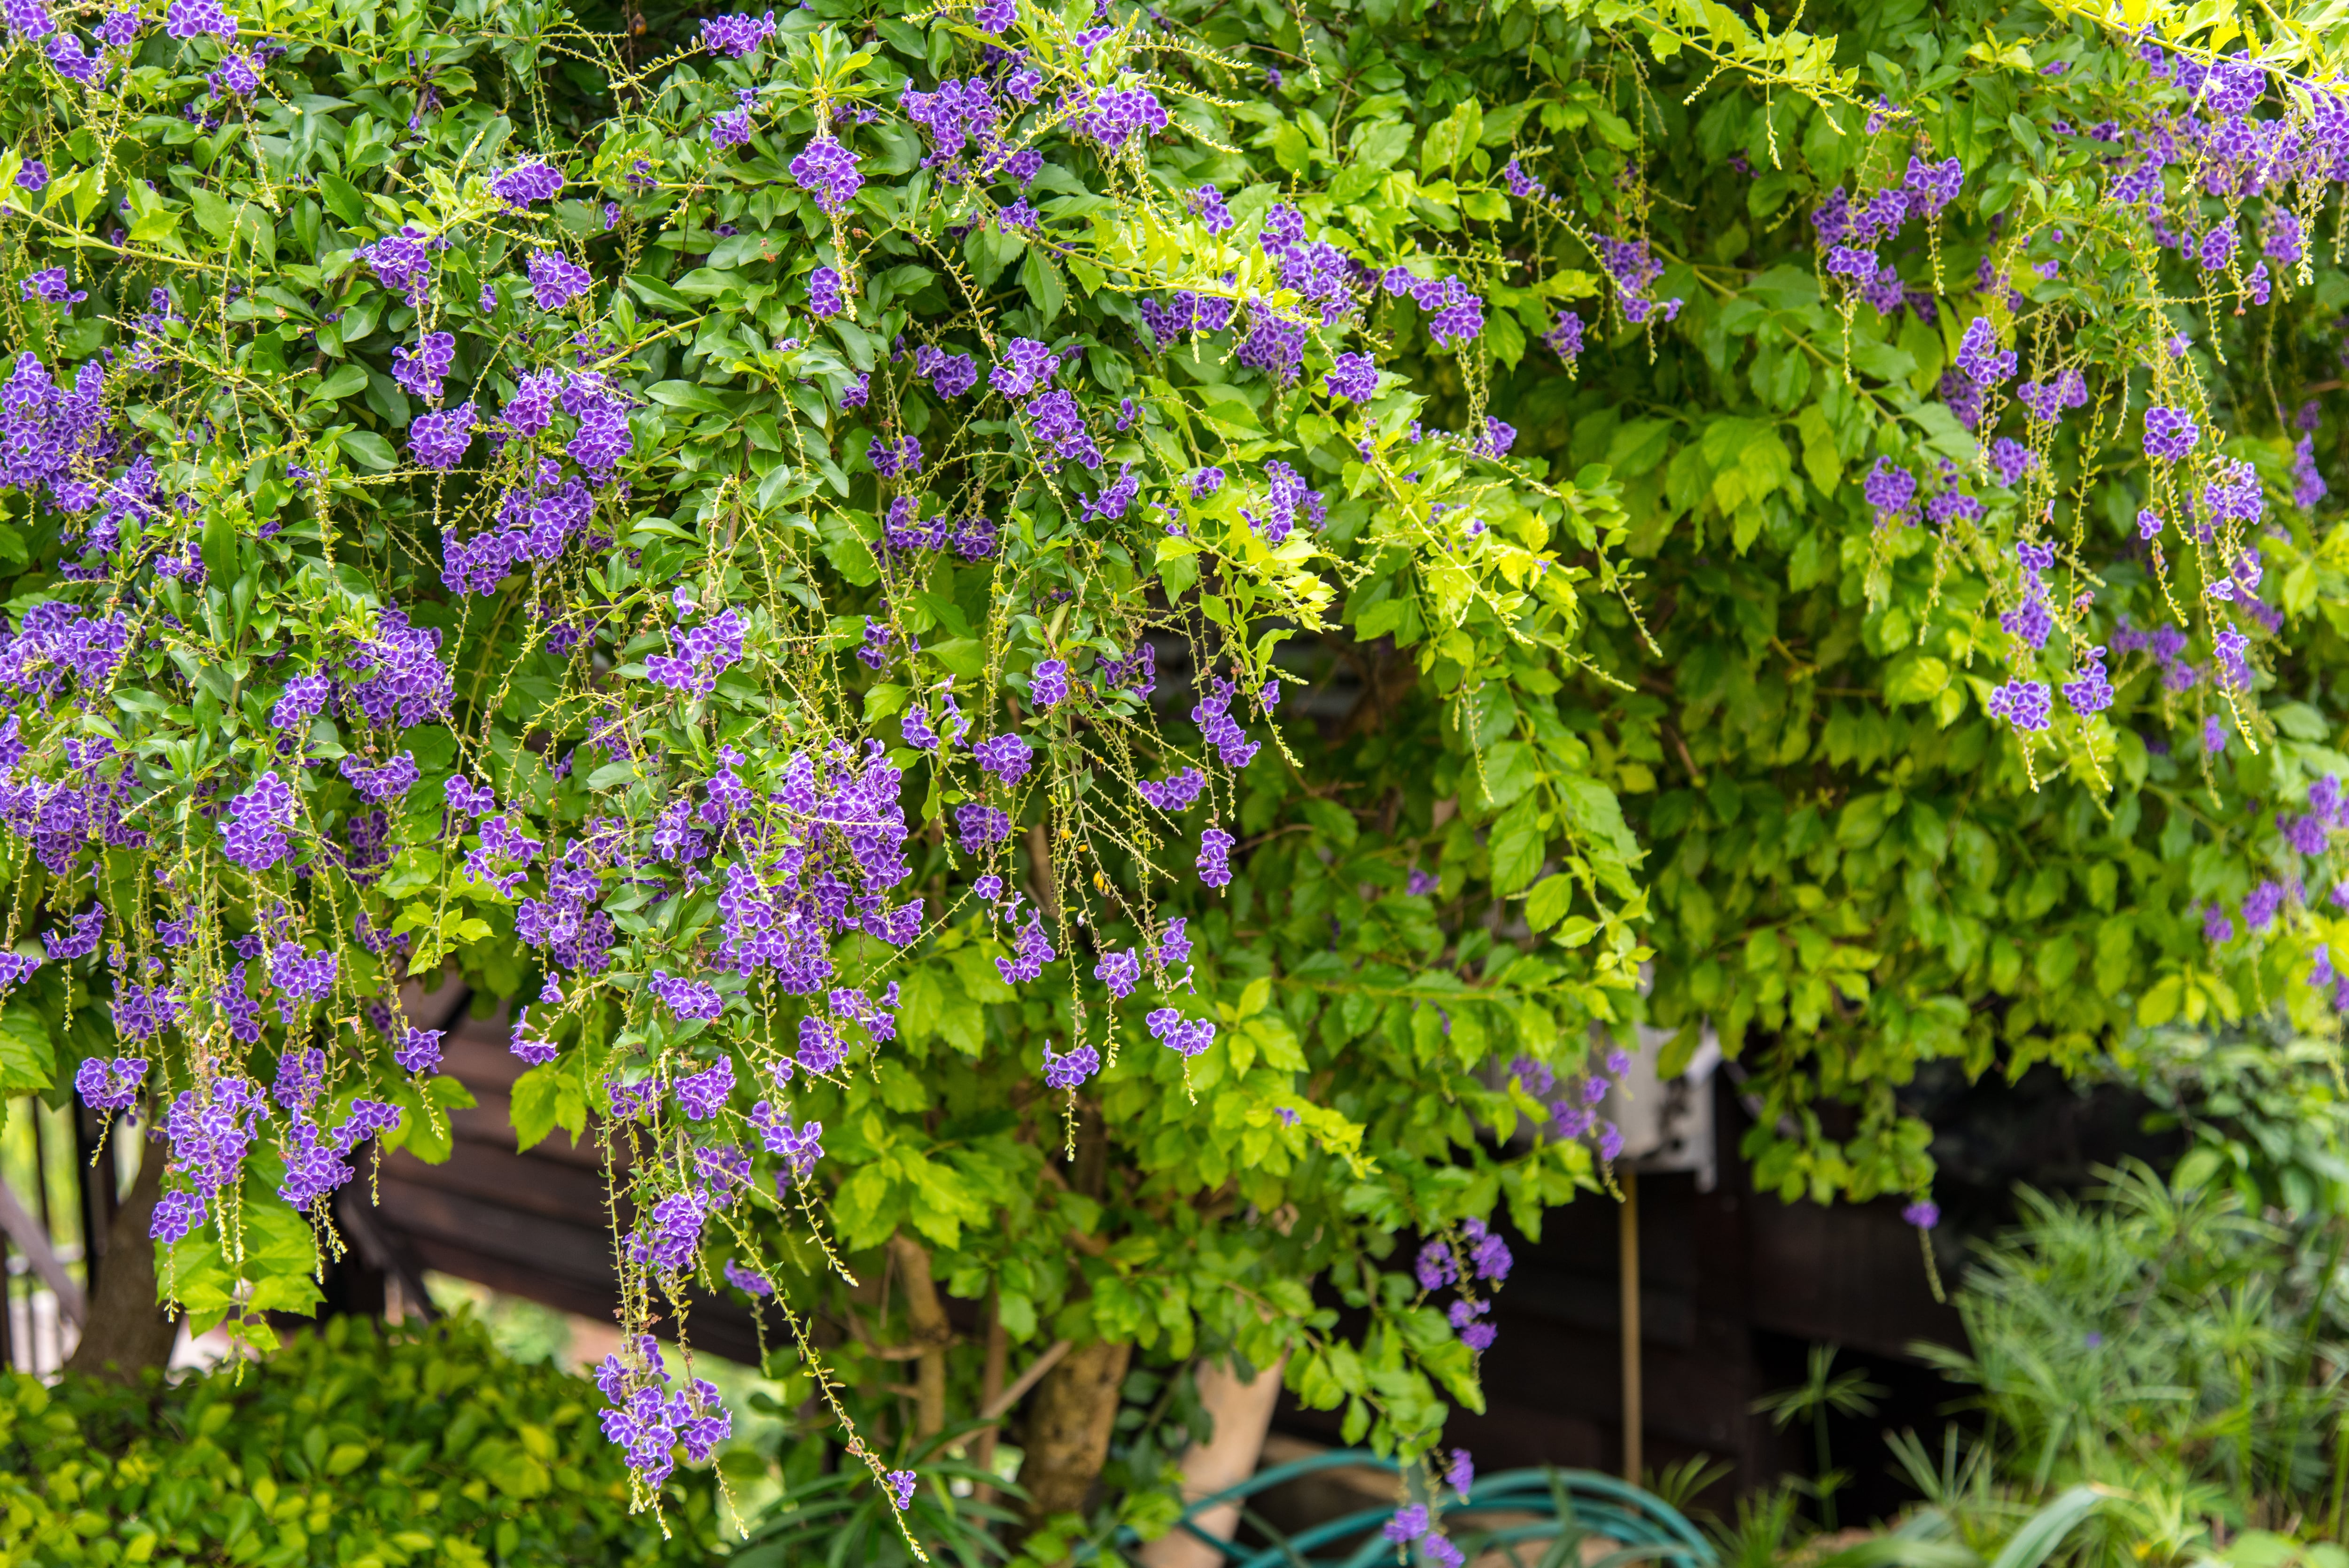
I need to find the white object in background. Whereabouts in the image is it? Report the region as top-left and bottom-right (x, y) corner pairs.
(0, 1172), (84, 1325)
(1603, 1024), (1723, 1191)
(1139, 1354), (1290, 1568)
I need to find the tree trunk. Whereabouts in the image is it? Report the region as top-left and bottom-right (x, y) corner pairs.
(64, 1142), (178, 1382)
(1021, 1337), (1132, 1526)
(888, 1233), (952, 1441)
(974, 1291), (1010, 1504)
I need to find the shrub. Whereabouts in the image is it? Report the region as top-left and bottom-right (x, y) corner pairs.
(1918, 1158), (2349, 1545)
(0, 1313), (726, 1566)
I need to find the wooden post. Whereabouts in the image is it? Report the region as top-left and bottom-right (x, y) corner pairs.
(1620, 1168), (1642, 1487)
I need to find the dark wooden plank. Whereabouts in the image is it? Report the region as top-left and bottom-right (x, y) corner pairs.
(375, 1178), (620, 1284)
(381, 1140), (619, 1226)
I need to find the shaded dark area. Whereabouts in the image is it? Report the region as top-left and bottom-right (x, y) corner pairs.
(1267, 1066), (2178, 1525)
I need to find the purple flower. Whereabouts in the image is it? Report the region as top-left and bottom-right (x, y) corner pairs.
(221, 771), (296, 870)
(887, 1469), (918, 1510)
(527, 249), (592, 310)
(1138, 768), (1206, 812)
(1191, 184), (1233, 234)
(490, 160), (563, 209)
(973, 733), (1033, 784)
(650, 969), (725, 1020)
(163, 0), (234, 39)
(1042, 1040), (1099, 1088)
(1902, 1199), (1939, 1229)
(2063, 647), (2113, 716)
(1197, 827), (1235, 887)
(409, 402), (477, 470)
(809, 266), (845, 319)
(1094, 947), (1140, 998)
(392, 1028), (444, 1074)
(1989, 438), (2038, 489)
(725, 1258), (774, 1296)
(1954, 317), (2016, 386)
(1145, 1006), (1215, 1056)
(1986, 679), (2052, 733)
(956, 802), (1011, 853)
(75, 1055), (147, 1111)
(676, 1057), (736, 1119)
(789, 137), (865, 213)
(1385, 1505), (1431, 1544)
(1031, 659), (1069, 706)
(1464, 1217), (1511, 1282)
(19, 268), (84, 305)
(1325, 352), (1378, 402)
(2144, 406), (2200, 462)
(1863, 458), (1917, 523)
(700, 10), (775, 55)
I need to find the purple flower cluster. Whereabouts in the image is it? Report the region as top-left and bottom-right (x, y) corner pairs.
(363, 225), (434, 301)
(956, 802), (1011, 852)
(2016, 369), (2088, 422)
(1863, 458), (1917, 526)
(75, 1055), (147, 1111)
(996, 909), (1057, 985)
(645, 607), (746, 697)
(1043, 1040), (1100, 1088)
(915, 345), (978, 398)
(1955, 317), (2017, 386)
(1190, 679), (1260, 769)
(1146, 1006), (1215, 1056)
(1324, 352), (1378, 403)
(596, 1340), (732, 1487)
(700, 10), (774, 55)
(790, 137), (864, 212)
(676, 1057), (735, 1119)
(1138, 767), (1206, 811)
(809, 266), (845, 318)
(752, 1101), (824, 1178)
(2144, 405), (2199, 461)
(649, 968), (724, 1020)
(491, 160), (564, 209)
(2062, 646), (2114, 716)
(528, 249), (592, 310)
(974, 732), (1034, 786)
(1197, 826), (1235, 887)
(1078, 86), (1167, 151)
(1987, 678), (2053, 733)
(221, 770), (297, 871)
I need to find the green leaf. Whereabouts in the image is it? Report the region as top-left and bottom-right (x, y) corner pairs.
(509, 1064), (561, 1151)
(201, 509), (240, 588)
(1488, 799), (1545, 893)
(0, 1002), (52, 1093)
(339, 430), (399, 472)
(316, 171), (368, 227)
(1524, 873), (1575, 930)
(1020, 249), (1066, 326)
(312, 363), (369, 403)
(1883, 654), (1950, 705)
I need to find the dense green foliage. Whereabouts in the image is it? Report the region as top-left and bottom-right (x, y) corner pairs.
(9, 0), (2349, 1520)
(0, 1313), (726, 1565)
